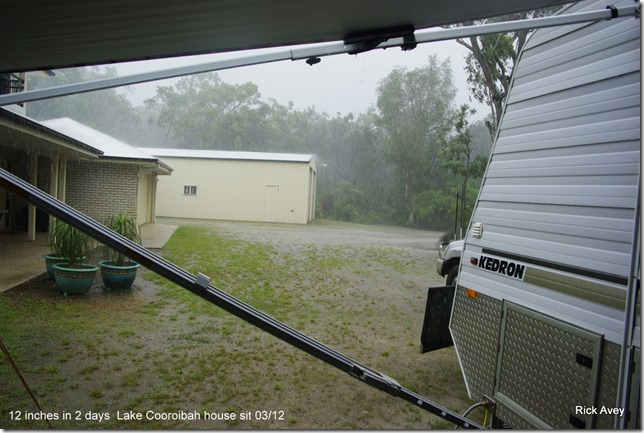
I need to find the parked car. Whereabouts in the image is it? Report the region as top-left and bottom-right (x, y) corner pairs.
(435, 239), (463, 286)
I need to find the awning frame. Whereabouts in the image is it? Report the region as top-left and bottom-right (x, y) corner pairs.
(0, 4), (638, 108)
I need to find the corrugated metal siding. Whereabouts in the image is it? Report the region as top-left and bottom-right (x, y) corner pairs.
(459, 0), (640, 342)
(155, 157), (314, 224)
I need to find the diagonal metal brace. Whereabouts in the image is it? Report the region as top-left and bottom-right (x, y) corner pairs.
(0, 167), (481, 429)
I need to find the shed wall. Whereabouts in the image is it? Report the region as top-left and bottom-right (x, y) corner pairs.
(155, 157), (315, 224)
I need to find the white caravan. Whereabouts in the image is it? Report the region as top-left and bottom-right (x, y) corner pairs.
(447, 0), (640, 428)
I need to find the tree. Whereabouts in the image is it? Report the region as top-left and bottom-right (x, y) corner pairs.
(145, 73), (266, 150)
(459, 32), (516, 137)
(440, 105), (488, 235)
(316, 112), (396, 224)
(27, 66), (140, 140)
(375, 54), (456, 225)
(454, 8), (561, 138)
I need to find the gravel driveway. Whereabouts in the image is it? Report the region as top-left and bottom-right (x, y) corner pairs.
(158, 217), (443, 255)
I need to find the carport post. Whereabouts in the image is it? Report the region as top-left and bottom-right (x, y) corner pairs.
(27, 152), (37, 241)
(58, 154), (66, 202)
(49, 153), (59, 226)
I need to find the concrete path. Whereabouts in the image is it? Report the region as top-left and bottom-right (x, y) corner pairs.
(140, 223), (178, 249)
(0, 232), (50, 292)
(0, 223), (179, 292)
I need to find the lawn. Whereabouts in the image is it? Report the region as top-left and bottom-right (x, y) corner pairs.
(0, 222), (475, 429)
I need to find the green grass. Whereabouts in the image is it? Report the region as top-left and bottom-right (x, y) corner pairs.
(147, 227), (289, 316)
(0, 223), (473, 429)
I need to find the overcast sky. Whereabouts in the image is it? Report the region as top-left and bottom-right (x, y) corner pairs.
(114, 38), (490, 121)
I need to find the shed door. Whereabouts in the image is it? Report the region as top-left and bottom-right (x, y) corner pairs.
(264, 185), (279, 223)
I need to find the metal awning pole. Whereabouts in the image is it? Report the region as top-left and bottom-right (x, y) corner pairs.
(0, 167), (482, 429)
(0, 4), (638, 107)
(616, 171), (641, 428)
(412, 4), (639, 44)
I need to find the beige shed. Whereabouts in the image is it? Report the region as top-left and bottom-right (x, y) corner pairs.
(142, 148), (316, 225)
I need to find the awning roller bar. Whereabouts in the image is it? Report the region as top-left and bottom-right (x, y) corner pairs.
(0, 4), (638, 107)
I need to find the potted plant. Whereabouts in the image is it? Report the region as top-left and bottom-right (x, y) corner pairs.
(43, 251), (65, 280)
(43, 218), (67, 279)
(99, 212), (141, 290)
(48, 218), (98, 295)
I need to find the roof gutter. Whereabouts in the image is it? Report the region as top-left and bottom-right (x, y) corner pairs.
(92, 155), (173, 175)
(0, 4), (638, 107)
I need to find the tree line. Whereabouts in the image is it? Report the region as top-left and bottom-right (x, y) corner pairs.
(30, 7), (556, 233)
(29, 58), (490, 233)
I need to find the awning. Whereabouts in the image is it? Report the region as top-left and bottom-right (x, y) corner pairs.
(0, 0), (574, 73)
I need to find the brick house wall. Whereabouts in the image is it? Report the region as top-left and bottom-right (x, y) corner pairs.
(2, 143), (156, 231)
(66, 160), (140, 225)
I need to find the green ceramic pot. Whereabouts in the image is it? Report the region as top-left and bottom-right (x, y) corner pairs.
(52, 263), (99, 295)
(99, 260), (140, 290)
(43, 253), (66, 280)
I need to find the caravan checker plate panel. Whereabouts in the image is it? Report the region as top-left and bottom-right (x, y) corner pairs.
(494, 303), (602, 429)
(450, 287), (627, 429)
(450, 287), (503, 400)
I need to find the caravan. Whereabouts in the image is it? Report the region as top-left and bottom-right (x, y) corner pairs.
(440, 0), (640, 428)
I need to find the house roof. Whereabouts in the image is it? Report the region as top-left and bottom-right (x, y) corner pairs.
(41, 118), (173, 174)
(141, 147), (315, 164)
(0, 0), (573, 73)
(0, 108), (102, 159)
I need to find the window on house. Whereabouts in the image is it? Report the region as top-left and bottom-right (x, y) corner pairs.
(0, 73), (25, 95)
(183, 185), (197, 196)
